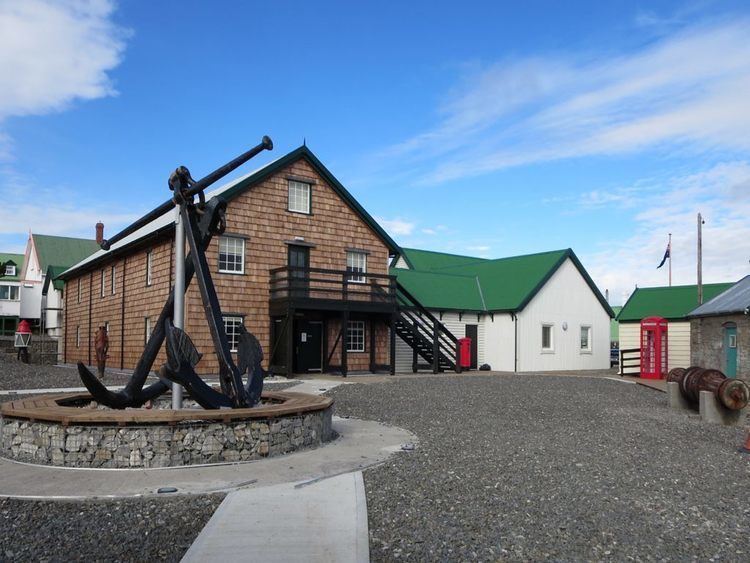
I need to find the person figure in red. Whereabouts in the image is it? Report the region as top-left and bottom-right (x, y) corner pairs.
(94, 325), (109, 379)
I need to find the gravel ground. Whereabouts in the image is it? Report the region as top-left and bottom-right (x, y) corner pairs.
(328, 374), (750, 562)
(0, 356), (136, 390)
(0, 494), (224, 562)
(0, 355), (301, 392)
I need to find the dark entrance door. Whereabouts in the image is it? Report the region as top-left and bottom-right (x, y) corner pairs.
(288, 245), (310, 298)
(294, 320), (322, 373)
(465, 324), (478, 369)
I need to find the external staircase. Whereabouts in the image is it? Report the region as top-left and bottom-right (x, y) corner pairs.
(394, 282), (460, 373)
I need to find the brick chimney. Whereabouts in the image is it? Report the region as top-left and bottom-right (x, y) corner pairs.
(95, 221), (104, 245)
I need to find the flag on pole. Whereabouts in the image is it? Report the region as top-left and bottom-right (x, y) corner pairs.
(657, 244), (670, 269)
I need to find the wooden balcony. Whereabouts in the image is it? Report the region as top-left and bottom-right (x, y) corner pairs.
(269, 266), (398, 315)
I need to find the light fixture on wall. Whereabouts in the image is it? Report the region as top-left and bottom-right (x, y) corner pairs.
(293, 236), (305, 242)
(562, 321), (568, 331)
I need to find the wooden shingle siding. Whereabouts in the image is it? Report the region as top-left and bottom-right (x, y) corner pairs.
(63, 158), (391, 375)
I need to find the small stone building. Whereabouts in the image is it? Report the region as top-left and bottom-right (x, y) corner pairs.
(687, 275), (750, 381)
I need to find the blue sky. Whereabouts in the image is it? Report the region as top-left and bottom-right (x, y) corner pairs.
(2, 0), (750, 304)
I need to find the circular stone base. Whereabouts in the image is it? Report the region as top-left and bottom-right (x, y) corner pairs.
(0, 391), (333, 468)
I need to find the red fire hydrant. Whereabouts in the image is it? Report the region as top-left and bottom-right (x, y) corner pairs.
(14, 319), (32, 364)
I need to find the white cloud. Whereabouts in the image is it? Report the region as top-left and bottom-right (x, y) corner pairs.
(0, 170), (140, 238)
(375, 217), (416, 236)
(581, 161), (750, 305)
(0, 0), (128, 121)
(377, 18), (750, 185)
(0, 1), (129, 241)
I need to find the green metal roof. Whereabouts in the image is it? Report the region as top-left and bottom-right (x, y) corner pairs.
(392, 247), (614, 316)
(0, 253), (24, 281)
(617, 283), (735, 322)
(393, 268), (485, 311)
(42, 265), (70, 295)
(33, 234), (99, 272)
(610, 306), (622, 341)
(398, 248), (487, 270)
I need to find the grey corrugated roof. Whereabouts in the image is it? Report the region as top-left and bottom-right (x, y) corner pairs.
(688, 275), (750, 317)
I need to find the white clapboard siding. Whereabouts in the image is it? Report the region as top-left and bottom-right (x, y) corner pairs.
(619, 321), (692, 373)
(482, 313), (516, 372)
(516, 258), (610, 371)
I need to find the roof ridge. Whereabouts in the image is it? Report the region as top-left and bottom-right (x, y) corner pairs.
(633, 281), (735, 291)
(33, 233), (95, 242)
(390, 267), (477, 279)
(401, 247), (489, 261)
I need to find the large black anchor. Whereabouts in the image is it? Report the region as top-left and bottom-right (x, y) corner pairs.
(78, 136), (273, 409)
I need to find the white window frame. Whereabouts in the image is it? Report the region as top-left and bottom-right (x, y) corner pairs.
(347, 320), (366, 353)
(287, 180), (311, 214)
(541, 323), (555, 353)
(580, 325), (592, 353)
(218, 236), (245, 274)
(223, 316), (244, 353)
(346, 251), (367, 283)
(4, 264), (15, 276)
(76, 326), (81, 348)
(0, 285), (19, 301)
(100, 269), (106, 297)
(144, 317), (152, 345)
(146, 250), (153, 286)
(111, 265), (116, 295)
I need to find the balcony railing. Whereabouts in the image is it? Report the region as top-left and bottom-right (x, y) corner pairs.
(269, 266), (397, 306)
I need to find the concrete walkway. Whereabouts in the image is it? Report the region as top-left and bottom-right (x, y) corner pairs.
(0, 416), (414, 499)
(183, 471), (370, 563)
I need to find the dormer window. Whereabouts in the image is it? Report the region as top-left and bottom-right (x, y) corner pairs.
(288, 180), (311, 214)
(4, 264), (15, 276)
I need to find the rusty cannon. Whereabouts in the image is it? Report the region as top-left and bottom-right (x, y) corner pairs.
(667, 366), (749, 411)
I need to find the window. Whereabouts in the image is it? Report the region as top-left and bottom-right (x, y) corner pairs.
(580, 325), (592, 352)
(218, 236), (245, 274)
(223, 316), (243, 352)
(0, 285), (19, 300)
(77, 279), (82, 303)
(347, 320), (366, 352)
(144, 317), (152, 345)
(146, 250), (153, 286)
(4, 264), (15, 276)
(542, 324), (554, 352)
(100, 269), (106, 297)
(287, 180), (311, 214)
(111, 266), (116, 295)
(346, 251), (367, 283)
(729, 334), (737, 348)
(76, 326), (80, 348)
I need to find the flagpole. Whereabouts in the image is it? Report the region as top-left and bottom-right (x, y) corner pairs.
(668, 233), (672, 287)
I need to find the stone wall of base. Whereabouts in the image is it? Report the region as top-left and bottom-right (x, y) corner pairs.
(0, 406), (333, 468)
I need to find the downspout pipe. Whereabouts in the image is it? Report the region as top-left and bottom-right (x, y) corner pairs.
(511, 312), (518, 373)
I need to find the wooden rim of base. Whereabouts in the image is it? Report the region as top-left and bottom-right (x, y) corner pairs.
(0, 391), (333, 426)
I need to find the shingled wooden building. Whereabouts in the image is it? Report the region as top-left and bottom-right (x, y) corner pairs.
(58, 146), (456, 377)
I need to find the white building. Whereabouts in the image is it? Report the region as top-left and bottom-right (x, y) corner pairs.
(19, 233), (99, 336)
(0, 254), (24, 336)
(392, 248), (613, 372)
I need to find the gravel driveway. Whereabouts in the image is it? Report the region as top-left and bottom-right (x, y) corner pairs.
(328, 374), (750, 561)
(0, 495), (223, 562)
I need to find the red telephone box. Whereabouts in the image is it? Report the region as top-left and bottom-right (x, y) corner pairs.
(640, 317), (668, 379)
